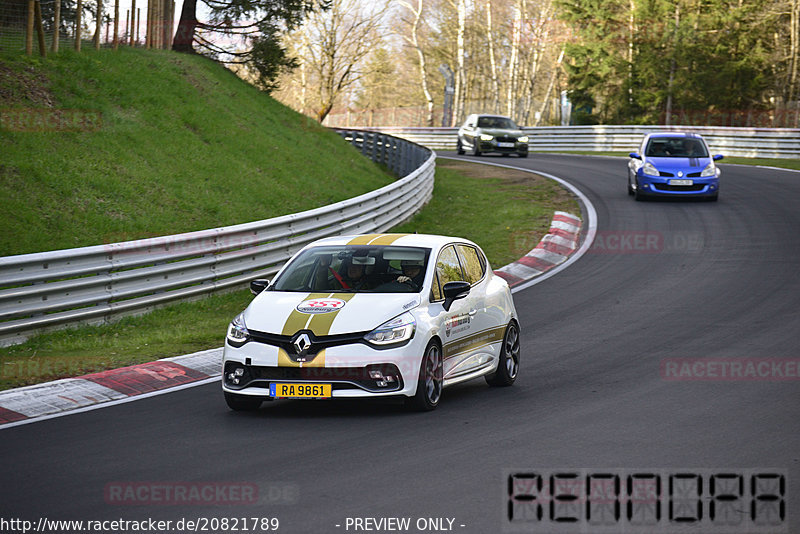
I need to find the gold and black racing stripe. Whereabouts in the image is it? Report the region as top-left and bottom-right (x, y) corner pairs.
(244, 293), (362, 368)
(346, 234), (409, 246)
(443, 325), (506, 361)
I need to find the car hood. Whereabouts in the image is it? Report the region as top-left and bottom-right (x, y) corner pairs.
(647, 156), (712, 171)
(242, 292), (422, 336)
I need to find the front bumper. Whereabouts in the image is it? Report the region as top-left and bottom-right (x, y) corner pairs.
(636, 172), (719, 197)
(479, 139), (528, 155)
(222, 336), (426, 398)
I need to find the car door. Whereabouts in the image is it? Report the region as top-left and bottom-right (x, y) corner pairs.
(433, 244), (488, 380)
(455, 244), (503, 362)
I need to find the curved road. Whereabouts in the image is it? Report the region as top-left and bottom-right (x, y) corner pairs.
(1, 154), (798, 533)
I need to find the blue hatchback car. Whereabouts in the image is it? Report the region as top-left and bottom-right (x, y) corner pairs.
(628, 132), (723, 201)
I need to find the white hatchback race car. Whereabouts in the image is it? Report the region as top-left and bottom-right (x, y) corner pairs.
(222, 233), (520, 411)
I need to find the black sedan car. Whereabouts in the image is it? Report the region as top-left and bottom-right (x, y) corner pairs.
(456, 114), (529, 157)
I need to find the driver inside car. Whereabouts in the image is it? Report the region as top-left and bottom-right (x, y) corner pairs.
(396, 259), (425, 289)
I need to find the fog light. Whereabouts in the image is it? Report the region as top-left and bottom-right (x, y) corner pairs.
(643, 184), (650, 189)
(369, 370), (384, 379)
(227, 366), (245, 385)
(376, 380), (388, 387)
(385, 375), (395, 383)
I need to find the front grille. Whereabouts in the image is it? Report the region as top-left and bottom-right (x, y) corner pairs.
(653, 183), (706, 192)
(687, 171), (702, 178)
(495, 136), (517, 143)
(659, 171), (674, 177)
(224, 361), (404, 393)
(247, 329), (370, 364)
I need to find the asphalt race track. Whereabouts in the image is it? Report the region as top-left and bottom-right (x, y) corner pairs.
(1, 154), (799, 534)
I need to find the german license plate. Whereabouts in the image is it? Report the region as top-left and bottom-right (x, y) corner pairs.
(668, 179), (693, 186)
(498, 142), (515, 148)
(269, 383), (332, 398)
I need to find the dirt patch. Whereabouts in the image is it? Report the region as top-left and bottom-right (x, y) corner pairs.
(0, 61), (54, 107)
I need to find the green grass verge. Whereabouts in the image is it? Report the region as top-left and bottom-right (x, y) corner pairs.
(0, 47), (392, 256)
(0, 159), (579, 390)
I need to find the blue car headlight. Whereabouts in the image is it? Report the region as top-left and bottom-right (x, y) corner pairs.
(642, 162), (659, 176)
(364, 312), (416, 346)
(226, 313), (250, 346)
(700, 163), (717, 177)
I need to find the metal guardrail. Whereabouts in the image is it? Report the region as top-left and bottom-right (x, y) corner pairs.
(0, 130), (435, 345)
(364, 125), (800, 159)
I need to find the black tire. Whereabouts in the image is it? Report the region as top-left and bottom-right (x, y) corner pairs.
(627, 173), (634, 196)
(486, 321), (520, 387)
(519, 152), (528, 158)
(472, 139), (482, 156)
(708, 193), (719, 202)
(456, 139), (465, 155)
(224, 391), (263, 411)
(634, 179), (645, 201)
(406, 340), (443, 411)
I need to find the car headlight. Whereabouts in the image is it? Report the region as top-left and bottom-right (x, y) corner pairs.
(642, 162), (659, 176)
(480, 133), (494, 141)
(364, 312), (416, 346)
(700, 162), (716, 177)
(518, 136), (529, 143)
(226, 313), (250, 346)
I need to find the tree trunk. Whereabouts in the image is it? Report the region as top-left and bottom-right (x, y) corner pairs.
(74, 0), (81, 50)
(486, 0), (500, 113)
(506, 1), (522, 118)
(453, 0), (466, 125)
(52, 0), (60, 52)
(93, 0), (102, 49)
(172, 0), (197, 52)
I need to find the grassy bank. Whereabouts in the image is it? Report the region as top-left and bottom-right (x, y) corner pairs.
(0, 159), (579, 390)
(0, 47), (392, 256)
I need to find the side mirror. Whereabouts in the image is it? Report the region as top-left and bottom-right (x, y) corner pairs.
(713, 154), (724, 161)
(250, 279), (270, 296)
(442, 281), (470, 311)
(629, 152), (642, 160)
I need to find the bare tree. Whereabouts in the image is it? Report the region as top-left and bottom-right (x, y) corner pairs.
(399, 0), (435, 125)
(292, 0), (389, 122)
(485, 0), (501, 113)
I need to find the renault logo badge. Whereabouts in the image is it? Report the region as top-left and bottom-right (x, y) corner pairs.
(293, 333), (311, 354)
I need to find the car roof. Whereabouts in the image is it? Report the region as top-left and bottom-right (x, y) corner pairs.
(305, 233), (479, 250)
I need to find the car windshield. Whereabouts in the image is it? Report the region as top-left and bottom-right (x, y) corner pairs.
(645, 137), (709, 158)
(271, 245), (431, 293)
(477, 116), (518, 129)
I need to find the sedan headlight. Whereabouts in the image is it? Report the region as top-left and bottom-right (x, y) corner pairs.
(480, 133), (494, 141)
(642, 162), (659, 176)
(700, 162), (716, 177)
(226, 313), (250, 346)
(364, 312), (416, 346)
(518, 136), (529, 143)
